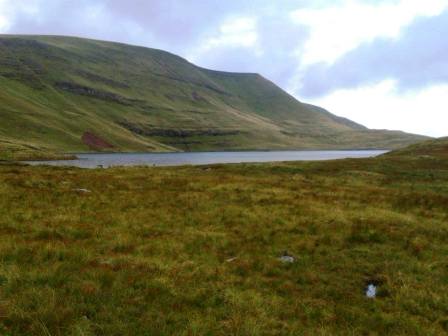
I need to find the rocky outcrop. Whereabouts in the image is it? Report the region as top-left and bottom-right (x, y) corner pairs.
(76, 71), (130, 89)
(119, 122), (241, 138)
(55, 81), (132, 105)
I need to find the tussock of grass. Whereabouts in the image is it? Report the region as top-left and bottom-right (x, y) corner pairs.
(0, 153), (447, 335)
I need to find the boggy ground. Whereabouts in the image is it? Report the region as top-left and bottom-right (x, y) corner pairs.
(0, 152), (447, 335)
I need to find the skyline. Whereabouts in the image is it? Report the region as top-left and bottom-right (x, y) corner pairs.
(0, 0), (447, 137)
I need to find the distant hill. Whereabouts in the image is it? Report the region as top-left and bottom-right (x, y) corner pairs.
(0, 35), (428, 156)
(386, 137), (448, 158)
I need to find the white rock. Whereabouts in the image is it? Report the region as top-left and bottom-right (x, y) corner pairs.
(73, 188), (91, 193)
(366, 284), (377, 298)
(279, 255), (295, 263)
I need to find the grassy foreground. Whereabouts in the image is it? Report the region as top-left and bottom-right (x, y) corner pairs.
(0, 153), (447, 335)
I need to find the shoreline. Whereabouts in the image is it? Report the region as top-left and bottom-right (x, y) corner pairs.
(23, 150), (388, 169)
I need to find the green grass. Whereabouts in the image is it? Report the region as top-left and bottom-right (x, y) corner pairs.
(0, 142), (447, 335)
(387, 137), (448, 158)
(0, 138), (76, 161)
(0, 35), (428, 154)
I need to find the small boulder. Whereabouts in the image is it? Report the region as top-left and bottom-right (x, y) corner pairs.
(279, 251), (295, 263)
(73, 188), (91, 193)
(366, 284), (377, 298)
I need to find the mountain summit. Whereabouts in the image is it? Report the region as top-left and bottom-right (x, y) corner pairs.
(0, 35), (427, 153)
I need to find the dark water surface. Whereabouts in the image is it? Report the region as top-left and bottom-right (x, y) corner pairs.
(26, 150), (388, 168)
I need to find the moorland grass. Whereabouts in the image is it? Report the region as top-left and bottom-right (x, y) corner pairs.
(0, 153), (447, 335)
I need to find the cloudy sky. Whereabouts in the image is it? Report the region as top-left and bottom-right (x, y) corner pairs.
(0, 0), (447, 137)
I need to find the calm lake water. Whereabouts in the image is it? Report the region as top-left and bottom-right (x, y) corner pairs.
(26, 150), (388, 168)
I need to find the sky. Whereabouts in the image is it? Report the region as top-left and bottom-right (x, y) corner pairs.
(0, 0), (447, 137)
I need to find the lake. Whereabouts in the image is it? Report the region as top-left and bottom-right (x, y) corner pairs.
(25, 150), (388, 168)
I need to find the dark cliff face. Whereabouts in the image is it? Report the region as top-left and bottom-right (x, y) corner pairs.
(54, 82), (132, 105)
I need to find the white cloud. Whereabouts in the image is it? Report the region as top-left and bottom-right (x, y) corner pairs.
(0, 0), (42, 31)
(188, 16), (259, 62)
(0, 17), (7, 32)
(291, 0), (448, 65)
(211, 17), (258, 49)
(306, 79), (448, 137)
(0, 0), (10, 31)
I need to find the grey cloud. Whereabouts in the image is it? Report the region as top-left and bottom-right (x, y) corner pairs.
(298, 9), (448, 98)
(7, 0), (305, 51)
(7, 0), (439, 97)
(5, 0), (137, 43)
(193, 14), (309, 88)
(100, 0), (309, 51)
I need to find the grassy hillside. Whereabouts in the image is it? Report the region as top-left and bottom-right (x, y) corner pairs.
(0, 146), (447, 334)
(0, 35), (427, 156)
(0, 137), (75, 161)
(386, 137), (448, 158)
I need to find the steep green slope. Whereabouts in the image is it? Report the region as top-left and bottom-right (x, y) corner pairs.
(0, 35), (428, 155)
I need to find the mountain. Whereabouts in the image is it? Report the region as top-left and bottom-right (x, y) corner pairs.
(0, 35), (428, 156)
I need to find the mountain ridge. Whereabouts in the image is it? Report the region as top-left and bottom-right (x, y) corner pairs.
(0, 34), (428, 157)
